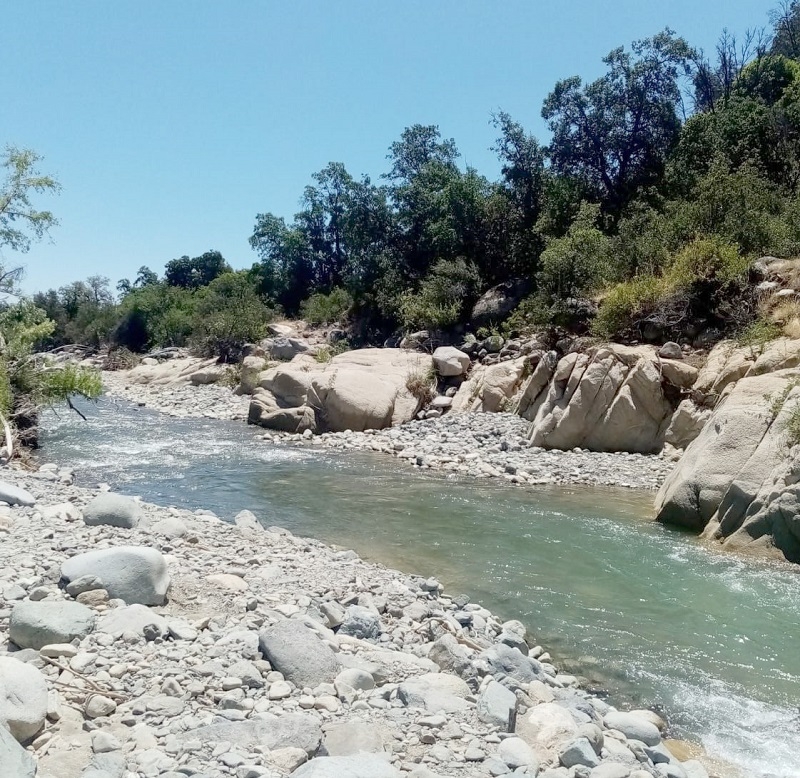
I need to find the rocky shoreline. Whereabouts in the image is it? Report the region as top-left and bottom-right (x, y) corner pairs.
(101, 376), (672, 491)
(0, 460), (716, 778)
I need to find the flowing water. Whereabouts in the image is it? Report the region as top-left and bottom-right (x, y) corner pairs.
(40, 397), (800, 778)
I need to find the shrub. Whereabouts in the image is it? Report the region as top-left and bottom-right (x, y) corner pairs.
(537, 203), (614, 299)
(592, 237), (753, 340)
(300, 287), (353, 326)
(591, 276), (666, 339)
(665, 237), (750, 287)
(405, 367), (436, 404)
(400, 258), (481, 331)
(736, 318), (782, 357)
(190, 271), (274, 361)
(104, 347), (141, 371)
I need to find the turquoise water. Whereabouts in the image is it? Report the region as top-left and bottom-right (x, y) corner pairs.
(40, 397), (800, 778)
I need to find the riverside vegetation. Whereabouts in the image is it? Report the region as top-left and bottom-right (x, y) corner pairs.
(4, 4), (800, 778)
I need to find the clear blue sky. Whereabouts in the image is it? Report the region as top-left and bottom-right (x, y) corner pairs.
(1, 0), (773, 295)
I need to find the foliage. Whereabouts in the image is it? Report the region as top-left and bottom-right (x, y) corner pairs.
(536, 203), (614, 300)
(542, 31), (692, 216)
(399, 257), (481, 331)
(164, 250), (230, 289)
(189, 271), (274, 360)
(592, 237), (751, 339)
(300, 287), (352, 325)
(0, 146), (60, 256)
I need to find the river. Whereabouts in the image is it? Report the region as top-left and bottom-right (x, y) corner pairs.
(39, 396), (800, 778)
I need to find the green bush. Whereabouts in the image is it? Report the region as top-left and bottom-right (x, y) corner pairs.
(537, 203), (614, 299)
(665, 236), (750, 287)
(592, 237), (751, 340)
(300, 287), (353, 325)
(190, 271), (274, 360)
(400, 257), (481, 331)
(592, 275), (666, 339)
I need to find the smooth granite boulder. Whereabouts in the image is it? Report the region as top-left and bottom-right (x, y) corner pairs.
(83, 492), (141, 529)
(0, 723), (37, 776)
(61, 546), (170, 605)
(258, 620), (341, 688)
(0, 656), (48, 742)
(9, 600), (95, 649)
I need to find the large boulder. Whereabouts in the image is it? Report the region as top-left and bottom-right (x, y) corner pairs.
(248, 392), (317, 434)
(432, 347), (470, 377)
(471, 280), (530, 327)
(655, 368), (800, 561)
(249, 349), (432, 433)
(291, 754), (402, 778)
(264, 336), (312, 361)
(9, 600), (95, 649)
(0, 723), (37, 776)
(258, 620), (341, 687)
(61, 546), (170, 605)
(663, 400), (711, 451)
(0, 656), (48, 742)
(452, 357), (530, 413)
(83, 492), (141, 529)
(121, 356), (218, 386)
(526, 345), (674, 454)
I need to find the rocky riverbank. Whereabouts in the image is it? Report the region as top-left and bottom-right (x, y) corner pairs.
(0, 464), (716, 778)
(101, 376), (672, 491)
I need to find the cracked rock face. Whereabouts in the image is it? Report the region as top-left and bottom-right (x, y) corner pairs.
(656, 367), (800, 561)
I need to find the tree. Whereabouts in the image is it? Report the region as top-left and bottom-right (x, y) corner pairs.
(771, 1), (800, 59)
(165, 250), (229, 289)
(543, 31), (693, 216)
(385, 124), (459, 183)
(0, 146), (60, 294)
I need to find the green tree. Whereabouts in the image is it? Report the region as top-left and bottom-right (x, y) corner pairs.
(165, 250), (229, 289)
(543, 31), (693, 216)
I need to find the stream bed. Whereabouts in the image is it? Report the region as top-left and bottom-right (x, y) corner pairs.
(40, 397), (800, 778)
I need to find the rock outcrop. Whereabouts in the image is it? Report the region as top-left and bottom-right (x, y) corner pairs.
(520, 345), (683, 454)
(655, 368), (800, 561)
(249, 349), (433, 434)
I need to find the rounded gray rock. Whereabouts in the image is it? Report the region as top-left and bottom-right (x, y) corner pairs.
(0, 656), (48, 742)
(258, 620), (341, 688)
(603, 711), (661, 747)
(61, 545), (170, 605)
(0, 482), (35, 507)
(338, 605), (381, 640)
(9, 600), (96, 649)
(83, 492), (141, 529)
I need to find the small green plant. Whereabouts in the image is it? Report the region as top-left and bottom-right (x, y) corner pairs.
(314, 338), (351, 363)
(300, 287), (353, 326)
(219, 364), (242, 388)
(737, 318), (782, 358)
(784, 402), (800, 447)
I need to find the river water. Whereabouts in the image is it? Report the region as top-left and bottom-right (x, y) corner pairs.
(40, 397), (800, 778)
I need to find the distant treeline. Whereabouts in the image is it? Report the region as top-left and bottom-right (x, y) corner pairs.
(34, 2), (800, 355)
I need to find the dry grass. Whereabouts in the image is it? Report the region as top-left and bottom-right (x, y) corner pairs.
(405, 368), (436, 405)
